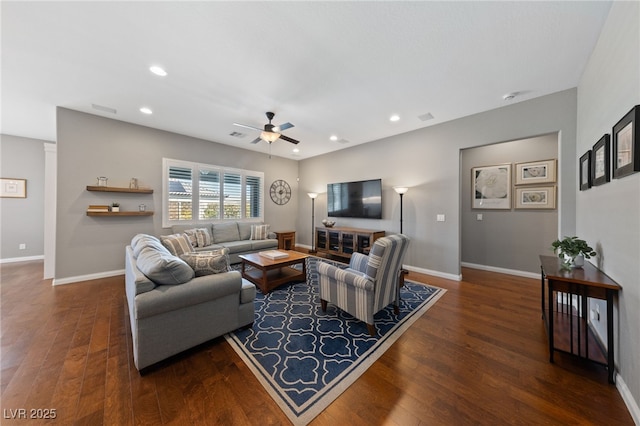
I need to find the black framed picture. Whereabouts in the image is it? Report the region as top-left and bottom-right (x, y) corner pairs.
(592, 134), (610, 186)
(612, 105), (640, 179)
(579, 151), (591, 191)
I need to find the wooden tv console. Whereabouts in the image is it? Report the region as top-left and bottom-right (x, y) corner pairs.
(315, 226), (385, 259)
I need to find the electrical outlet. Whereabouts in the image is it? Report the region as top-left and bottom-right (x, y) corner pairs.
(476, 214), (483, 221)
(19, 243), (26, 250)
(436, 214), (445, 222)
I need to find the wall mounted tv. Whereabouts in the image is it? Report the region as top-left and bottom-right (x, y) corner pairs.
(327, 179), (382, 219)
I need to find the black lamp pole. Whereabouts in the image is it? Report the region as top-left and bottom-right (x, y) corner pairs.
(399, 193), (404, 234)
(308, 193), (318, 253)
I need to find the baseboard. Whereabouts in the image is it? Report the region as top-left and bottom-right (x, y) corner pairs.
(0, 255), (44, 264)
(616, 373), (640, 425)
(403, 265), (462, 282)
(461, 262), (539, 280)
(53, 269), (124, 286)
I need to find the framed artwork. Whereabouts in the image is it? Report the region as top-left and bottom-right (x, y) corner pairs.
(514, 159), (557, 185)
(515, 186), (556, 210)
(591, 134), (610, 186)
(0, 178), (27, 198)
(472, 164), (511, 209)
(579, 151), (592, 191)
(612, 105), (640, 179)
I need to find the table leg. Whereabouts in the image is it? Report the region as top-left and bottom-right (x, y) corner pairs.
(607, 289), (615, 384)
(548, 280), (554, 363)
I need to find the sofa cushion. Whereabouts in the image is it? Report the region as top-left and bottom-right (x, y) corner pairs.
(240, 278), (256, 304)
(212, 222), (240, 243)
(180, 248), (231, 276)
(221, 240), (253, 254)
(136, 247), (195, 285)
(160, 233), (194, 256)
(131, 234), (171, 258)
(237, 222), (255, 241)
(250, 224), (270, 240)
(250, 239), (279, 251)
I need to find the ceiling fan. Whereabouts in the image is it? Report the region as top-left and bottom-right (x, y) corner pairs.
(233, 112), (299, 145)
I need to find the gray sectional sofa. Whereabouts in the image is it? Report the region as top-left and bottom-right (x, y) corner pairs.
(171, 221), (278, 264)
(125, 233), (256, 371)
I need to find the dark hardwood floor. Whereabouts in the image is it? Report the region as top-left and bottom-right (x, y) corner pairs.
(1, 258), (633, 425)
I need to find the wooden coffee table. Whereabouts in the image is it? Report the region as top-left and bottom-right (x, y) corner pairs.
(239, 251), (309, 294)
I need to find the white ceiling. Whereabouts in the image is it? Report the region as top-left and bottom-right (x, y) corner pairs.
(1, 1), (612, 160)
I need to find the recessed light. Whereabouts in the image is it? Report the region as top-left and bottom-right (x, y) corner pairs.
(149, 66), (167, 77)
(330, 135), (338, 141)
(293, 148), (300, 153)
(390, 114), (400, 122)
(140, 107), (153, 115)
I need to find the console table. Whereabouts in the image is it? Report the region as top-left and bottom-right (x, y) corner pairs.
(539, 255), (621, 383)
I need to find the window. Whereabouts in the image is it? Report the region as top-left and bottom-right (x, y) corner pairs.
(163, 158), (263, 227)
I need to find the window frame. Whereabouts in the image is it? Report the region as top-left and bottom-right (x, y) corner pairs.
(162, 158), (264, 228)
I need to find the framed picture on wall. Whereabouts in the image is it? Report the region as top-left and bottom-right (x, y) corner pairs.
(579, 151), (592, 191)
(612, 105), (640, 179)
(514, 159), (557, 185)
(0, 178), (26, 198)
(472, 164), (511, 209)
(591, 134), (610, 186)
(514, 186), (556, 209)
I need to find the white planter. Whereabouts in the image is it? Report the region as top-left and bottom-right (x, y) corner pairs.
(111, 206), (120, 212)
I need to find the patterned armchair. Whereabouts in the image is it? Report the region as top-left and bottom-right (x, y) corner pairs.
(316, 234), (410, 336)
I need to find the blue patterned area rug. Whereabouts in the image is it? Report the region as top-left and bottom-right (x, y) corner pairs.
(224, 272), (445, 425)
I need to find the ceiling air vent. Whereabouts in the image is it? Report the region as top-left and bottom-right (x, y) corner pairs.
(230, 131), (245, 138)
(92, 104), (117, 114)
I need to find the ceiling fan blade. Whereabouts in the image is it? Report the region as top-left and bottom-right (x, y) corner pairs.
(279, 134), (300, 145)
(233, 122), (262, 131)
(274, 122), (294, 132)
(250, 137), (262, 144)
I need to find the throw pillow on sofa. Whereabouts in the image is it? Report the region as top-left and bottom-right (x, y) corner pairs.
(160, 233), (194, 256)
(183, 228), (212, 248)
(180, 248), (231, 276)
(250, 224), (270, 240)
(136, 246), (195, 285)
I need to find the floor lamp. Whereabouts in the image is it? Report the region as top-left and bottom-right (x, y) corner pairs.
(308, 192), (318, 253)
(393, 186), (409, 234)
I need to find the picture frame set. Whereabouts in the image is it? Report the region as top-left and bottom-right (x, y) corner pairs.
(0, 178), (27, 198)
(472, 159), (557, 210)
(580, 105), (639, 189)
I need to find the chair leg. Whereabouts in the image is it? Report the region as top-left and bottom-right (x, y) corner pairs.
(320, 299), (327, 312)
(393, 303), (399, 315)
(367, 323), (376, 337)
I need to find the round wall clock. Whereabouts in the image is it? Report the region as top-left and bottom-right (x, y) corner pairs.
(270, 179), (292, 205)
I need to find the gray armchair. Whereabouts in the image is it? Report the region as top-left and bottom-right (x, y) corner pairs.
(316, 234), (410, 336)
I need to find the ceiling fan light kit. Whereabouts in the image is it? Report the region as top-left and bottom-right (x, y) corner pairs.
(233, 111), (300, 146)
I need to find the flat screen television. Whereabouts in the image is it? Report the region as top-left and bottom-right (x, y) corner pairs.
(327, 179), (382, 219)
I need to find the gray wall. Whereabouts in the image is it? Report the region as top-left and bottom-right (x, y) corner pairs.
(0, 134), (50, 260)
(461, 134), (558, 274)
(298, 89), (577, 277)
(55, 108), (299, 281)
(576, 1), (639, 415)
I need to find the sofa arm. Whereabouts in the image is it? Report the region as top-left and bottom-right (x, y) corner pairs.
(317, 262), (373, 291)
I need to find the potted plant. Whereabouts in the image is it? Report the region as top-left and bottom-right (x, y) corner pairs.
(111, 202), (120, 212)
(551, 236), (596, 269)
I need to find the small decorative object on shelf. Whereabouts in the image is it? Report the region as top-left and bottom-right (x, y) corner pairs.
(130, 178), (138, 189)
(139, 204), (146, 212)
(111, 202), (120, 212)
(96, 176), (108, 187)
(321, 219), (336, 228)
(551, 236), (597, 270)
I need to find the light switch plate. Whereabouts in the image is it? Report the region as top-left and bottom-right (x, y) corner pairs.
(477, 214), (483, 221)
